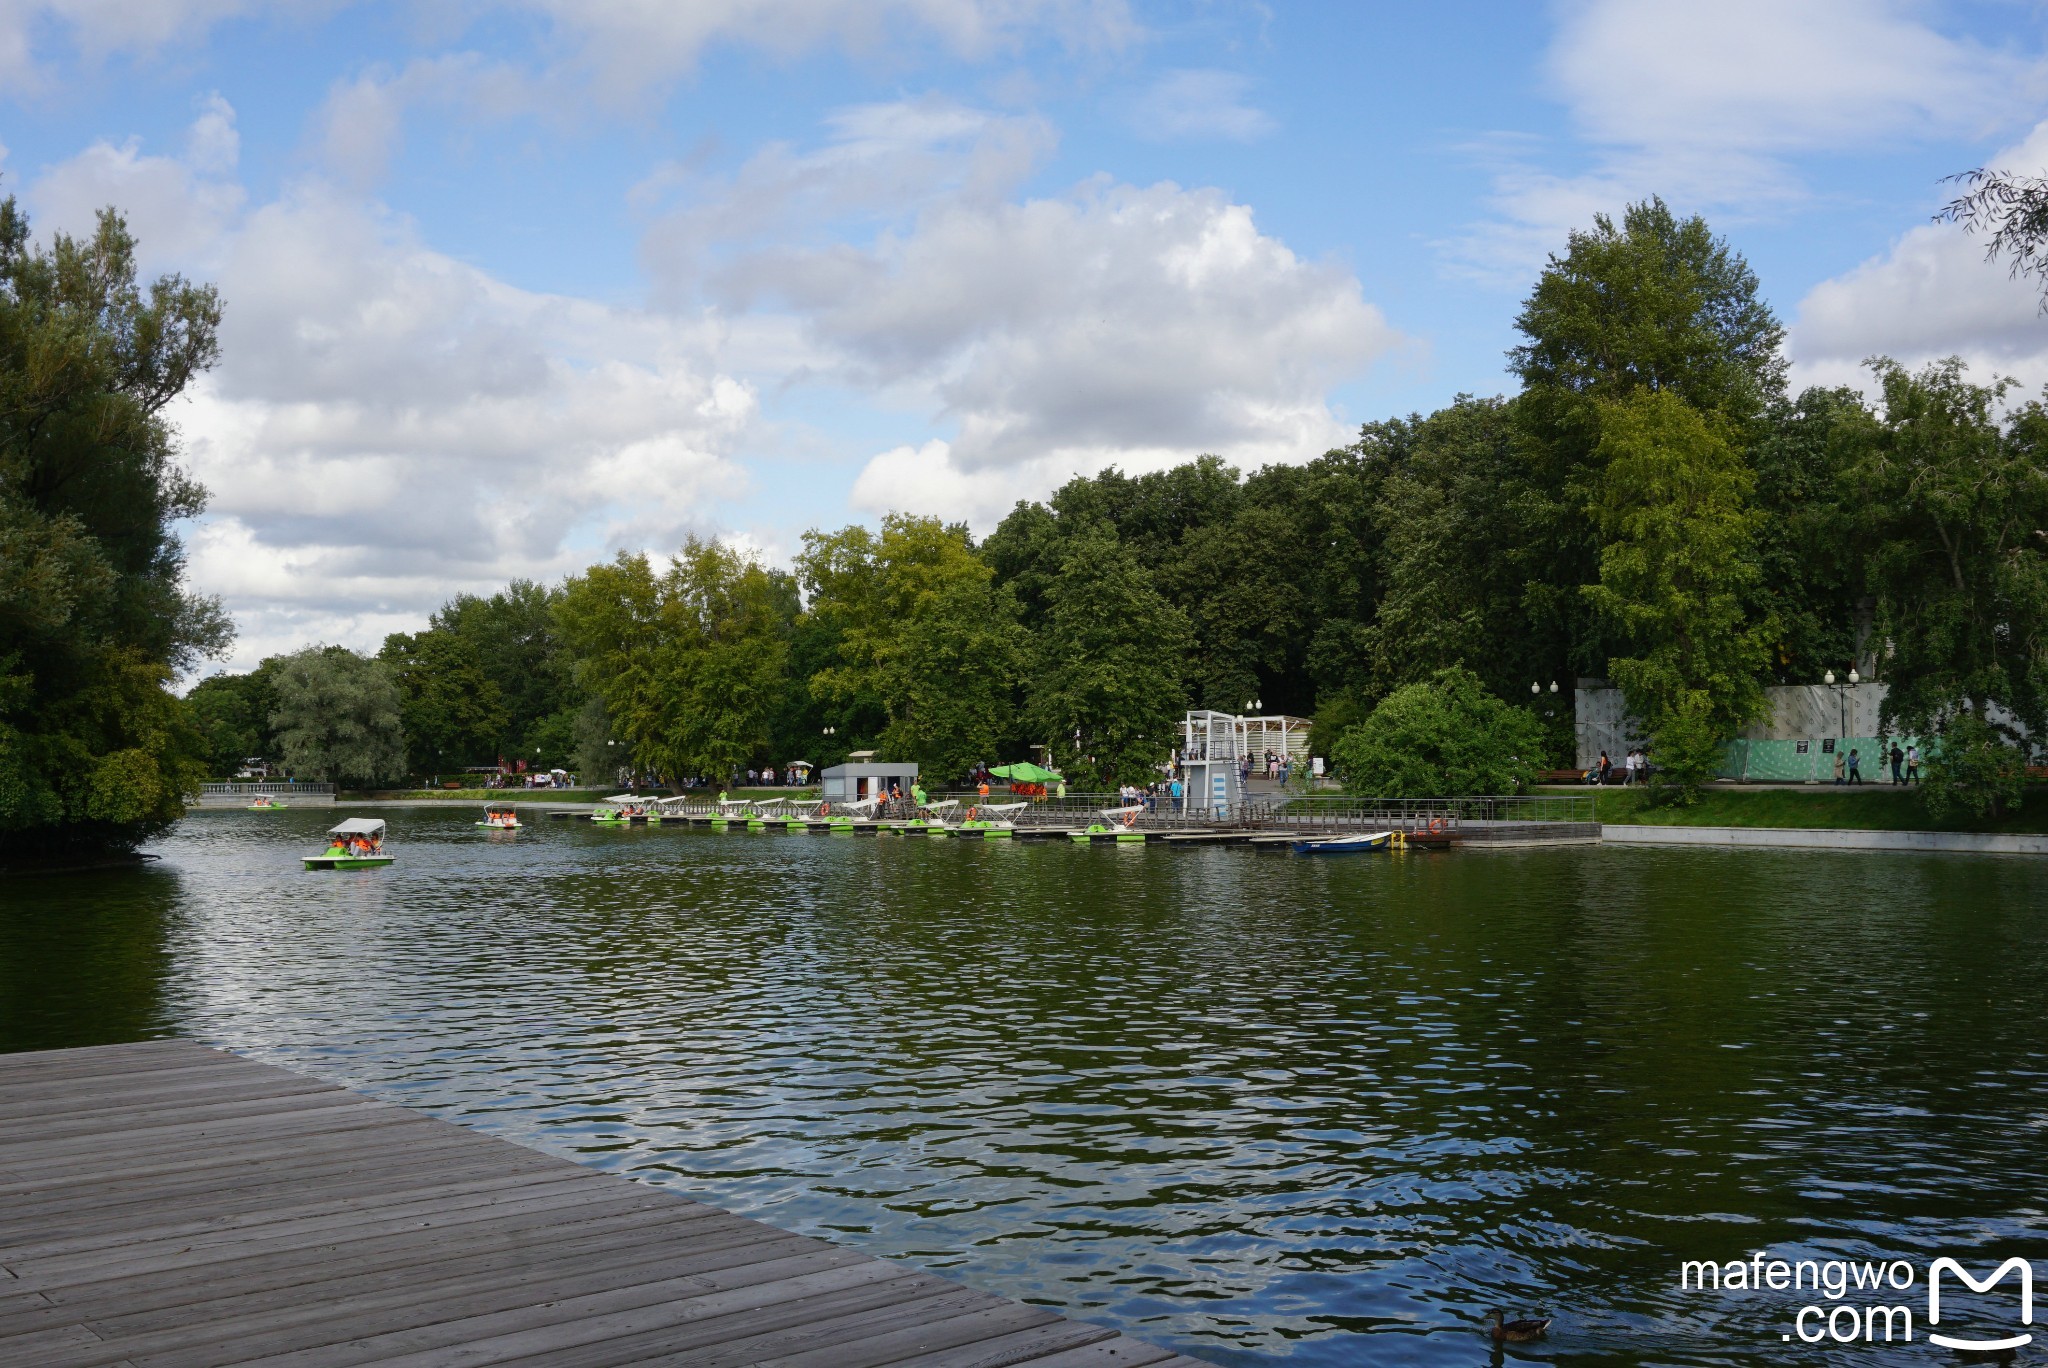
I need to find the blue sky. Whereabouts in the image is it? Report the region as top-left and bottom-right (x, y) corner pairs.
(4, 1), (2047, 669)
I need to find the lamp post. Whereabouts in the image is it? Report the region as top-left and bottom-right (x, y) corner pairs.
(1823, 668), (1860, 740)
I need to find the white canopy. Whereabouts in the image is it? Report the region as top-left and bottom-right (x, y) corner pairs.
(978, 801), (1027, 815)
(922, 799), (959, 812)
(329, 817), (386, 835)
(1098, 805), (1146, 820)
(604, 794), (641, 803)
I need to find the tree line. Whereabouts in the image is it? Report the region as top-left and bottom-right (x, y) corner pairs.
(10, 190), (2048, 863)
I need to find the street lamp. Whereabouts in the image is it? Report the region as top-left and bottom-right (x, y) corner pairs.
(1550, 681), (1560, 694)
(1824, 668), (1860, 740)
(1531, 681), (1540, 695)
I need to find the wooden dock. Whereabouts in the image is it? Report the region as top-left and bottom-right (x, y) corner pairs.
(0, 1040), (1211, 1368)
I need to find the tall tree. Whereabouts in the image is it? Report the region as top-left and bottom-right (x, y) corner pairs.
(557, 539), (794, 783)
(269, 647), (407, 786)
(799, 514), (1024, 779)
(1510, 198), (1787, 682)
(184, 666), (279, 776)
(0, 199), (229, 862)
(1582, 391), (1769, 797)
(378, 628), (508, 776)
(1847, 358), (2048, 761)
(1025, 528), (1191, 789)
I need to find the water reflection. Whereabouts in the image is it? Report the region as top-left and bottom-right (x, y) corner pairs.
(5, 808), (2046, 1367)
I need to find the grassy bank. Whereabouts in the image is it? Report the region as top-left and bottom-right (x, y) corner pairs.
(1568, 784), (2048, 835)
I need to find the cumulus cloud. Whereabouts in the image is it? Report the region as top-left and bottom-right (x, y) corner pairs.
(1789, 120), (2048, 394)
(26, 102), (771, 670)
(1445, 0), (2048, 283)
(650, 100), (1397, 526)
(1127, 69), (1276, 143)
(26, 96), (245, 267)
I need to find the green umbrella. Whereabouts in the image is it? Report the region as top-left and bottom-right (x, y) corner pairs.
(990, 761), (1062, 784)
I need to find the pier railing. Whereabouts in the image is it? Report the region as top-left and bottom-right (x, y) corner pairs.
(1248, 793), (1596, 829)
(193, 782), (337, 807)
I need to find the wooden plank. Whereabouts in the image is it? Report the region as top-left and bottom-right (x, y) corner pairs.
(0, 1041), (1210, 1368)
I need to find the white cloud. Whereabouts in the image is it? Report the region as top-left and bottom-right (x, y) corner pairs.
(1789, 120), (2048, 394)
(0, 0), (1134, 98)
(26, 99), (245, 268)
(1127, 69), (1276, 143)
(510, 0), (1137, 97)
(657, 102), (1397, 525)
(27, 103), (775, 672)
(1446, 0), (2048, 283)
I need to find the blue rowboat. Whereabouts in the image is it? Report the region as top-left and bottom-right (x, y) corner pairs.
(1292, 831), (1395, 855)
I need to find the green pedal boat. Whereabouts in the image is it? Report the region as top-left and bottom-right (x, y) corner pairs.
(305, 817), (395, 870)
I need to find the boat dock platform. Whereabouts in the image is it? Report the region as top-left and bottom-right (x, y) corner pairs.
(0, 1039), (1209, 1368)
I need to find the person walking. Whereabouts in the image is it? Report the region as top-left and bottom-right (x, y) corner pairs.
(1597, 750), (1611, 785)
(1847, 748), (1862, 784)
(1832, 748), (1846, 785)
(1889, 743), (1904, 784)
(1623, 748), (1638, 786)
(1906, 744), (1920, 784)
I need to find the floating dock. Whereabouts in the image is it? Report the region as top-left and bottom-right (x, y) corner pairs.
(0, 1039), (1210, 1368)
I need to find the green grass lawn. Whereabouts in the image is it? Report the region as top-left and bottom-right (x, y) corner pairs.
(1561, 784), (2048, 834)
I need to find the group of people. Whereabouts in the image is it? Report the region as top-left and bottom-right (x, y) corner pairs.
(1592, 749), (1650, 785)
(1839, 743), (1921, 785)
(1592, 741), (1924, 785)
(744, 766), (806, 786)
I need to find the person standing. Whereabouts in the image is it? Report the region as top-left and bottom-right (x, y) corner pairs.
(1906, 744), (1920, 784)
(1890, 743), (1904, 784)
(1832, 748), (1846, 785)
(1597, 750), (1611, 785)
(1170, 776), (1184, 814)
(1623, 748), (1638, 786)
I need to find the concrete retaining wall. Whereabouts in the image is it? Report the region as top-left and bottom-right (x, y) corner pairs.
(1601, 824), (2048, 856)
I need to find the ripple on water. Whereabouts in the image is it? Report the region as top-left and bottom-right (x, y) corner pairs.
(3, 808), (2047, 1367)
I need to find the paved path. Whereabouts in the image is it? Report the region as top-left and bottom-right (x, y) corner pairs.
(0, 1039), (1211, 1368)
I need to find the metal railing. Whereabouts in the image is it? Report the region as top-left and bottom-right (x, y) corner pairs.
(1250, 793), (1596, 827)
(192, 782), (337, 807)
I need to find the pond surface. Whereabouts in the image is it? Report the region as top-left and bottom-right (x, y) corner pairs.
(4, 808), (2046, 1366)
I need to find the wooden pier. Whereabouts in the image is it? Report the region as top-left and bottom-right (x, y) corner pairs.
(0, 1039), (1210, 1368)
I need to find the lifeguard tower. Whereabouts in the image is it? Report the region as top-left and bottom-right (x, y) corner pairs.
(1180, 710), (1248, 820)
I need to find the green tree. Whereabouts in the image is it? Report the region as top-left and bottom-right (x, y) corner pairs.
(269, 646), (407, 785)
(799, 514), (1024, 780)
(1329, 667), (1545, 798)
(1025, 528), (1191, 789)
(1748, 387), (1868, 681)
(432, 580), (580, 767)
(557, 539), (793, 783)
(0, 198), (229, 862)
(1510, 198), (1787, 684)
(1846, 358), (2048, 805)
(1582, 390), (1769, 799)
(378, 628), (508, 776)
(184, 668), (277, 776)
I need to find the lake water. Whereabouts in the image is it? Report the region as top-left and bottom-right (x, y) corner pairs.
(5, 808), (2046, 1366)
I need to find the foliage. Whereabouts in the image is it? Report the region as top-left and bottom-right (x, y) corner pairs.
(1024, 528), (1191, 789)
(184, 665), (279, 776)
(1748, 387), (1866, 681)
(798, 514), (1024, 779)
(556, 539), (794, 783)
(1937, 167), (2048, 308)
(432, 580), (580, 765)
(268, 646), (406, 785)
(1329, 667), (1545, 798)
(1846, 358), (2048, 749)
(1920, 713), (2028, 821)
(0, 198), (227, 862)
(1582, 390), (1769, 801)
(378, 627), (508, 776)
